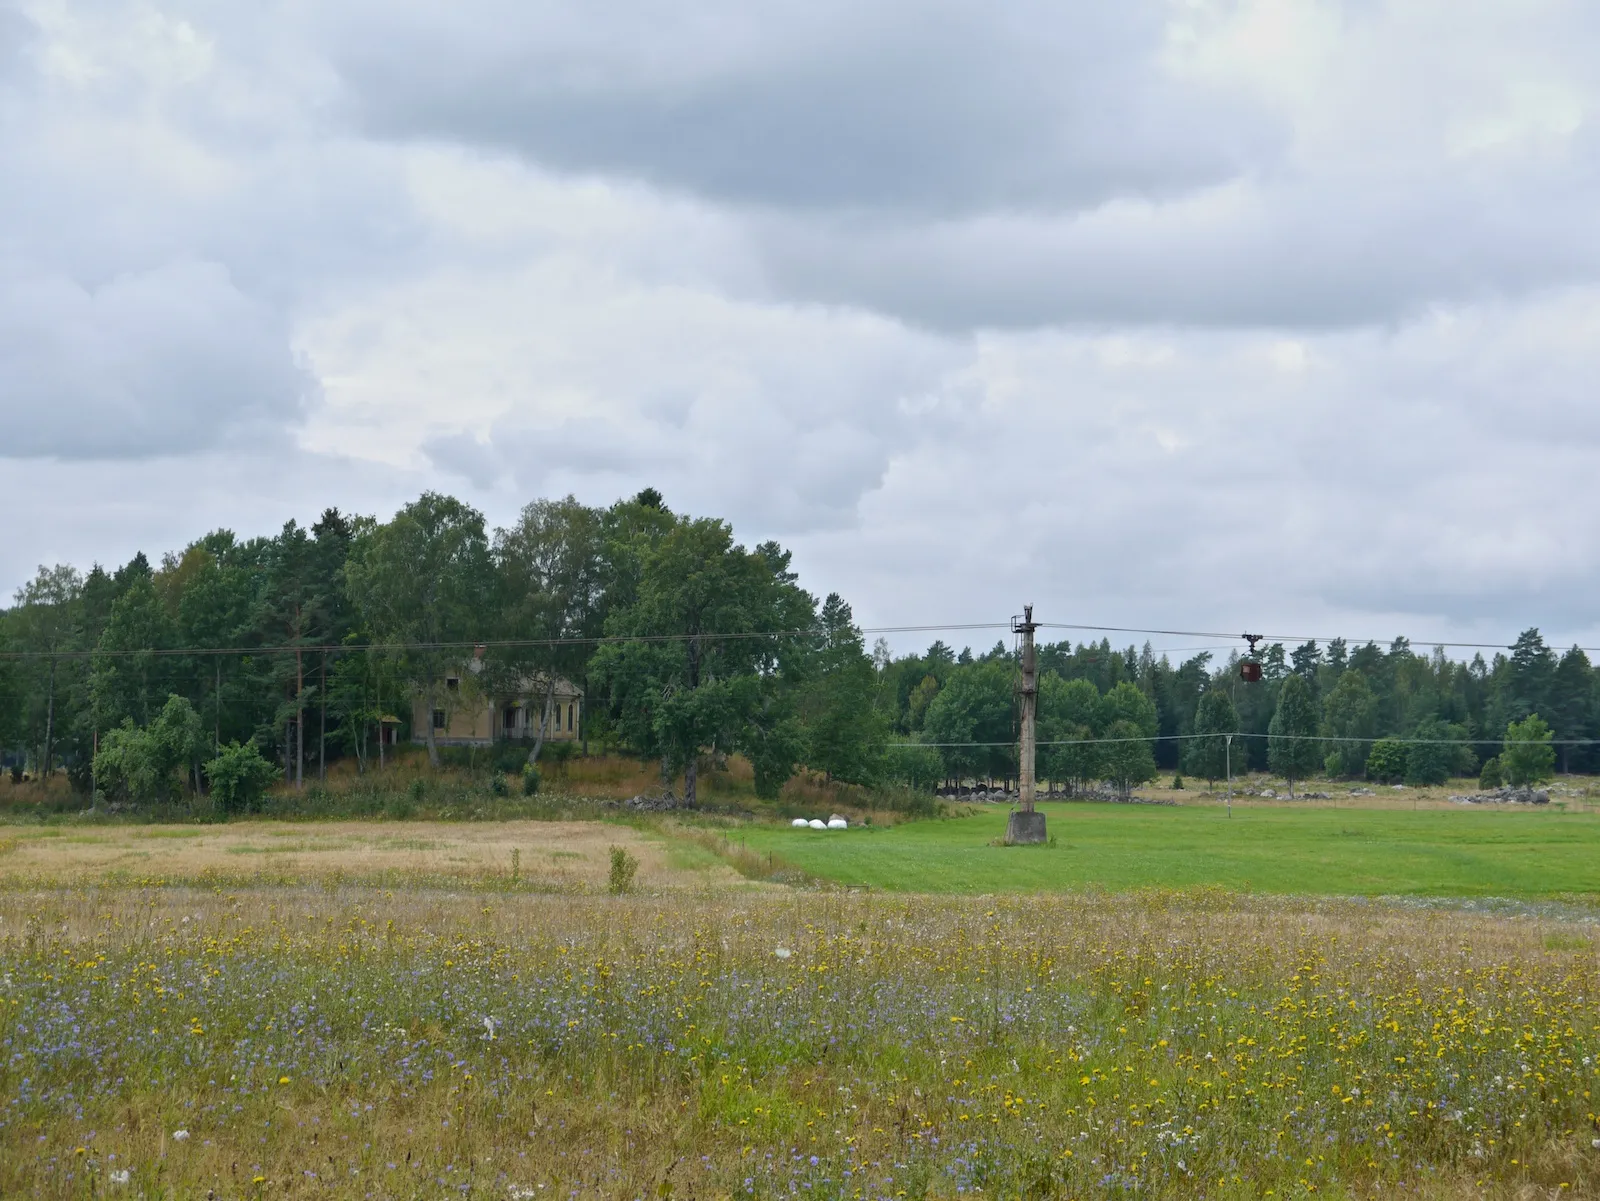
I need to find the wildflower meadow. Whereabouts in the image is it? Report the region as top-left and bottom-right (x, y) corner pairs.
(2, 881), (1597, 1199)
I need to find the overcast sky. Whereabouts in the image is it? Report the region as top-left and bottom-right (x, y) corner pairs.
(3, 0), (1599, 657)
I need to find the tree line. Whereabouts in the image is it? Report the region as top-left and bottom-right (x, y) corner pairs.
(0, 490), (885, 807)
(877, 628), (1577, 794)
(0, 486), (1588, 806)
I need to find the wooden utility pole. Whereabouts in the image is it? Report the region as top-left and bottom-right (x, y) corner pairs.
(1006, 604), (1048, 844)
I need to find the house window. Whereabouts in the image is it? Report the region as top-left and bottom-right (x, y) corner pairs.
(503, 706), (518, 732)
(445, 677), (460, 692)
(567, 703), (575, 732)
(432, 709), (446, 730)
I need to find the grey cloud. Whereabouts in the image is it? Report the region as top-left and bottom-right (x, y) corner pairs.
(0, 261), (313, 459)
(753, 160), (1600, 330)
(423, 432), (505, 490)
(328, 0), (1274, 217)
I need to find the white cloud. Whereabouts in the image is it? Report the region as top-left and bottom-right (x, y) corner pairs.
(4, 0), (1600, 653)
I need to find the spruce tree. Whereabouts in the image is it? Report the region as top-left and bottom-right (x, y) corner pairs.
(1267, 674), (1321, 797)
(1184, 689), (1238, 788)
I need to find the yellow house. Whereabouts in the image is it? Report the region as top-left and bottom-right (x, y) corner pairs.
(412, 665), (583, 748)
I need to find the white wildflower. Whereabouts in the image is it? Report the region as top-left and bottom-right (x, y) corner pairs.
(109, 1169), (131, 1185)
(774, 947), (791, 959)
(171, 1129), (189, 1142)
(482, 1016), (498, 1041)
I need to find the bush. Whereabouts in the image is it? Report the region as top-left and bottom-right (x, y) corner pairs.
(1479, 756), (1504, 790)
(205, 741), (280, 815)
(1365, 739), (1408, 784)
(608, 846), (638, 895)
(521, 765), (541, 796)
(542, 740), (579, 765)
(1171, 773), (1184, 790)
(489, 771), (509, 798)
(491, 741), (530, 775)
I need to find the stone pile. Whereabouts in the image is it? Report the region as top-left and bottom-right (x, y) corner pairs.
(1449, 787), (1551, 805)
(606, 791), (683, 812)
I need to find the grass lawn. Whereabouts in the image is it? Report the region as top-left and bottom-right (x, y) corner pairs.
(737, 799), (1600, 897)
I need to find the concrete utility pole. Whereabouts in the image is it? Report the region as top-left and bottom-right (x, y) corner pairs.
(1006, 604), (1048, 845)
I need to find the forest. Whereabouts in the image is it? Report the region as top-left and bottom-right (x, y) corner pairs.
(0, 487), (1589, 808)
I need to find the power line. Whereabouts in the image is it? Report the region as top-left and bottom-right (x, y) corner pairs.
(0, 623), (1015, 663)
(897, 731), (1583, 747)
(0, 610), (1590, 663)
(1040, 622), (1599, 656)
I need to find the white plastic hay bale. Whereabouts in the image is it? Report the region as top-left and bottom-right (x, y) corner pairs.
(807, 818), (826, 830)
(827, 817), (848, 829)
(791, 817), (809, 828)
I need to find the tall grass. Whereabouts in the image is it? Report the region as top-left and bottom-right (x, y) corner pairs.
(1, 885), (1596, 1198)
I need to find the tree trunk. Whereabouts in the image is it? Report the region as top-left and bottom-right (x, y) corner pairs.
(424, 679), (440, 768)
(526, 676), (557, 767)
(42, 657), (55, 782)
(685, 755), (698, 808)
(214, 659), (221, 754)
(319, 651), (327, 782)
(295, 650), (304, 790)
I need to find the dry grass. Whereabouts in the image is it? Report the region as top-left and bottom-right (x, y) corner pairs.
(0, 820), (752, 892)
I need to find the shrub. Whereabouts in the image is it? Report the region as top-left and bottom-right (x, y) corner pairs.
(542, 740), (579, 765)
(489, 771), (509, 798)
(1478, 756), (1504, 790)
(491, 742), (530, 775)
(1171, 773), (1184, 790)
(608, 846), (638, 895)
(521, 765), (541, 796)
(205, 741), (280, 815)
(1365, 739), (1408, 784)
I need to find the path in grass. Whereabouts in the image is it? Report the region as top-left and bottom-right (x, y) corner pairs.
(737, 800), (1600, 897)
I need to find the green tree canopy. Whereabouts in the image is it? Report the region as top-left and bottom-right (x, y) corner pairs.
(1404, 718), (1475, 786)
(1502, 713), (1555, 787)
(93, 694), (205, 805)
(11, 564), (83, 779)
(590, 517), (808, 806)
(1267, 673), (1321, 796)
(1365, 739), (1408, 784)
(206, 740), (281, 815)
(1100, 718), (1157, 797)
(1039, 675), (1101, 793)
(1184, 688), (1239, 787)
(922, 659), (1016, 784)
(491, 495), (609, 763)
(1319, 669), (1377, 778)
(344, 493), (493, 768)
(798, 594), (885, 786)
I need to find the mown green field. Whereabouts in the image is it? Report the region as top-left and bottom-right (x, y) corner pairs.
(739, 800), (1600, 897)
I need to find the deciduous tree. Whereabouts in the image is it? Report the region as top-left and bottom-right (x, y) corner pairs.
(344, 493), (493, 768)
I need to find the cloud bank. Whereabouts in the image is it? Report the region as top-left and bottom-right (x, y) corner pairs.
(4, 0), (1600, 648)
